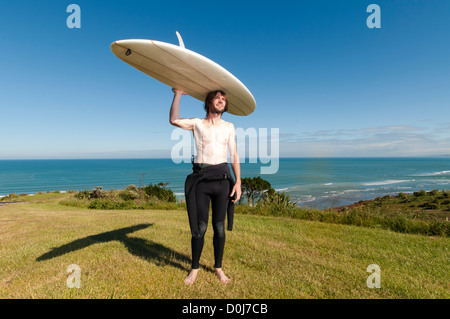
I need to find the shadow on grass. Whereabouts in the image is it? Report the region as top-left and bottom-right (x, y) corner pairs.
(36, 223), (208, 272)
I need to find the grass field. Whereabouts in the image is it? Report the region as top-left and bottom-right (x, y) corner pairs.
(0, 193), (448, 299)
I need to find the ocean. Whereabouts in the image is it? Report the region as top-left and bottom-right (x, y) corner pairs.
(1, 158), (449, 209)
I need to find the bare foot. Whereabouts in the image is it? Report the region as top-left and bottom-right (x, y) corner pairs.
(215, 268), (231, 284)
(184, 269), (199, 285)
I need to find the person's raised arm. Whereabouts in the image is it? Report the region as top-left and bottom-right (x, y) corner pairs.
(169, 88), (196, 131)
(228, 124), (241, 203)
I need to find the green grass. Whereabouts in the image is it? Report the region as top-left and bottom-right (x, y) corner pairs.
(42, 187), (450, 237)
(235, 190), (450, 237)
(0, 193), (448, 298)
(354, 190), (450, 221)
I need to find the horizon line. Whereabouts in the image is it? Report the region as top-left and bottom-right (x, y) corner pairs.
(0, 155), (449, 161)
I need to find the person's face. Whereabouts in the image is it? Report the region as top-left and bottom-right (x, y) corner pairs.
(210, 92), (227, 114)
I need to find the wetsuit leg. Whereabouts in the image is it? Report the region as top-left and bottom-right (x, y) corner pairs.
(211, 179), (230, 269)
(191, 180), (212, 269)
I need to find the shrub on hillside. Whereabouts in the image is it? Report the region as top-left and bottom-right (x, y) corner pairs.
(261, 191), (297, 216)
(144, 182), (176, 202)
(70, 183), (178, 209)
(241, 176), (274, 206)
(414, 190), (427, 197)
(75, 187), (108, 199)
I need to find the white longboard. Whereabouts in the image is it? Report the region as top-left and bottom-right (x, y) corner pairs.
(110, 32), (256, 116)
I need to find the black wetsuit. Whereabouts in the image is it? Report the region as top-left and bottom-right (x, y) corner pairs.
(184, 162), (235, 269)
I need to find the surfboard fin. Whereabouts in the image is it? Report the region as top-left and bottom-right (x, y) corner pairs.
(176, 31), (185, 49)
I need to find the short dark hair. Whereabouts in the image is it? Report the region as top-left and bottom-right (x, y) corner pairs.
(204, 90), (228, 115)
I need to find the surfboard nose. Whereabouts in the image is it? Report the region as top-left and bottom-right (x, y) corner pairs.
(112, 39), (138, 46)
(110, 40), (131, 56)
(110, 41), (121, 52)
(111, 40), (135, 57)
(110, 40), (128, 50)
(111, 39), (140, 54)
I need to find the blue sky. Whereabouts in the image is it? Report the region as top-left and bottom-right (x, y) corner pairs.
(1, 0), (449, 159)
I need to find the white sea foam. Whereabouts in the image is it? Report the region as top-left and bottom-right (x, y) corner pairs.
(297, 195), (316, 203)
(275, 188), (288, 192)
(342, 189), (362, 193)
(362, 180), (414, 186)
(323, 183), (333, 186)
(414, 170), (450, 177)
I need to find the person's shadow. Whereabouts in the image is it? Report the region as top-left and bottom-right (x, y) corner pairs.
(36, 223), (205, 272)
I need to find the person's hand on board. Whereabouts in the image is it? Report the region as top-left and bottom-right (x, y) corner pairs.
(172, 88), (186, 95)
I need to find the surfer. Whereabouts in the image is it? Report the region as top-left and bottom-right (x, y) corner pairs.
(170, 88), (242, 284)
